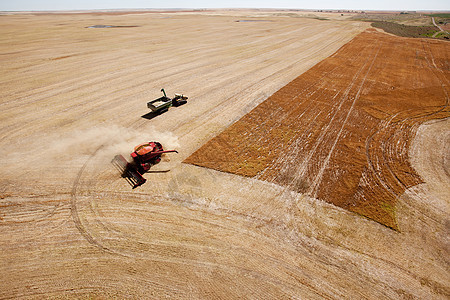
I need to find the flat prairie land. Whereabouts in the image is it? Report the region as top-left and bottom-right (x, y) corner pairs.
(0, 10), (449, 299)
(185, 28), (450, 230)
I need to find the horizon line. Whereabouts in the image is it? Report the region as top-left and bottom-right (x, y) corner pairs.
(1, 8), (449, 13)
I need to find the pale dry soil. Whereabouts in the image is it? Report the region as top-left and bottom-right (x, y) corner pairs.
(0, 10), (448, 299)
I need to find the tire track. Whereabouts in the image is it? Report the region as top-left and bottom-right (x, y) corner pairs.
(184, 29), (450, 228)
(70, 145), (119, 254)
(364, 38), (449, 205)
(309, 42), (381, 198)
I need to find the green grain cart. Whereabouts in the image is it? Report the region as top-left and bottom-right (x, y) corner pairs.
(147, 89), (188, 114)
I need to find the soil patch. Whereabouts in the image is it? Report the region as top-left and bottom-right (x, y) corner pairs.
(185, 29), (450, 229)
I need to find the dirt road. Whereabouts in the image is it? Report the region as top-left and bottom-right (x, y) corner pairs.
(0, 10), (448, 299)
(432, 16), (449, 35)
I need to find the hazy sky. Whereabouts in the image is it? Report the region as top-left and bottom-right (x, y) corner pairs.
(1, 0), (449, 11)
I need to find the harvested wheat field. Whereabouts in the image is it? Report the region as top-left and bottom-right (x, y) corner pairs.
(0, 10), (449, 299)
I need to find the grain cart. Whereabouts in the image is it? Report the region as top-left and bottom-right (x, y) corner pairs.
(147, 88), (188, 114)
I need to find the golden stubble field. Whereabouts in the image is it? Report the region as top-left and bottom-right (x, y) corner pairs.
(0, 10), (448, 299)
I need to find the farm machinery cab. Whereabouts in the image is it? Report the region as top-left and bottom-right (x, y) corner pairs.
(112, 141), (178, 189)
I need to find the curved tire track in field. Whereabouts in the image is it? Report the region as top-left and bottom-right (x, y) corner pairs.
(185, 29), (450, 229)
(363, 37), (449, 228)
(5, 12), (449, 299)
(69, 158), (336, 298)
(70, 145), (119, 254)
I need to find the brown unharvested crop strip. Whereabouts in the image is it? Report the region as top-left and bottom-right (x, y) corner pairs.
(185, 29), (449, 229)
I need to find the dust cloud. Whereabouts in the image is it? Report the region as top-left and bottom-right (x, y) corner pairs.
(4, 124), (179, 168)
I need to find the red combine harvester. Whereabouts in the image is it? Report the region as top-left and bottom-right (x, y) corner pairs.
(112, 141), (178, 189)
